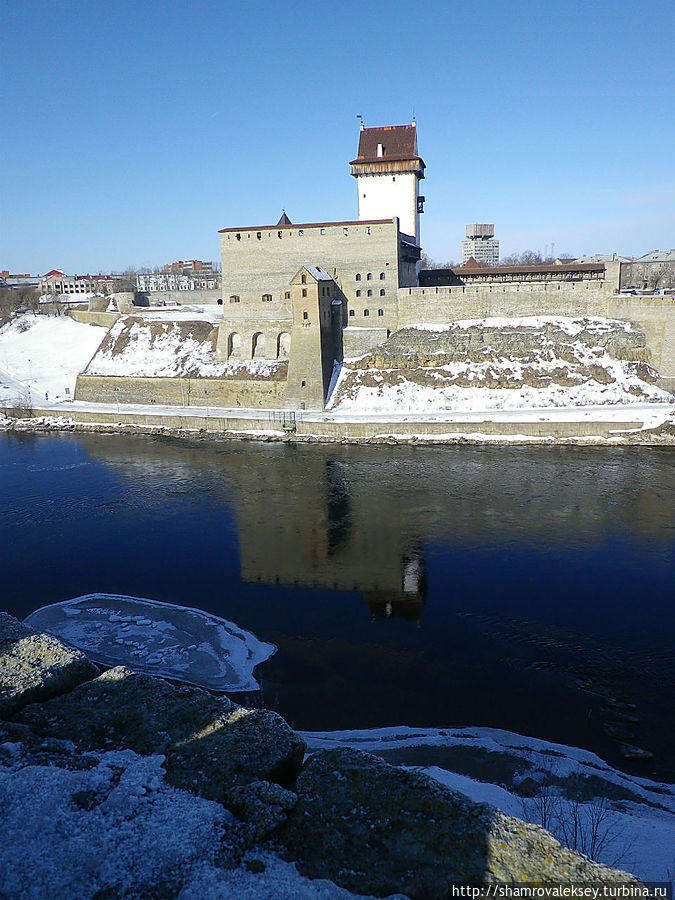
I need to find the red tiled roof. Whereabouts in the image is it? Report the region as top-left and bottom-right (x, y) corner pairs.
(43, 269), (65, 277)
(350, 123), (423, 165)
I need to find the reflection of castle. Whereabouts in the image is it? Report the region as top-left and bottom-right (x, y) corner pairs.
(79, 435), (675, 625)
(227, 451), (427, 622)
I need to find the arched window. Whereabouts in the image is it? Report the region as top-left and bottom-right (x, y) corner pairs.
(262, 293), (272, 302)
(377, 309), (384, 316)
(301, 274), (306, 284)
(356, 289), (361, 297)
(227, 332), (241, 358)
(366, 272), (373, 280)
(380, 289), (385, 296)
(367, 289), (373, 297)
(363, 309), (370, 317)
(379, 272), (385, 280)
(229, 295), (240, 303)
(355, 273), (361, 281)
(349, 309), (355, 317)
(252, 332), (265, 358)
(277, 332), (291, 358)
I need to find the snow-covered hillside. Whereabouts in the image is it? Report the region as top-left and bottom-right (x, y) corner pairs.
(0, 314), (107, 405)
(302, 725), (675, 884)
(84, 316), (285, 379)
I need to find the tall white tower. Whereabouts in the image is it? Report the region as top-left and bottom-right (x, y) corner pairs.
(350, 122), (425, 246)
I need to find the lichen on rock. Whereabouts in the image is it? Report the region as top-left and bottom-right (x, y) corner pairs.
(0, 612), (98, 718)
(279, 748), (641, 900)
(12, 666), (306, 800)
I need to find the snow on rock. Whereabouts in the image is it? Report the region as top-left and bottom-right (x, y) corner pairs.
(0, 748), (235, 900)
(0, 313), (107, 404)
(300, 725), (675, 883)
(24, 593), (275, 692)
(330, 317), (672, 413)
(0, 737), (404, 899)
(0, 611), (98, 717)
(84, 315), (286, 379)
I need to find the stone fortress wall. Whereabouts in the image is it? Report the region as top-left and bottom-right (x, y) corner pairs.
(73, 374), (286, 409)
(215, 218), (416, 363)
(396, 280), (675, 390)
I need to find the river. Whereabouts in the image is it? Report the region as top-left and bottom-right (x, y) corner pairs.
(1, 431), (673, 780)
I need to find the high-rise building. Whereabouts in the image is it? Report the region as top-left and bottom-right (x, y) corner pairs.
(461, 224), (499, 266)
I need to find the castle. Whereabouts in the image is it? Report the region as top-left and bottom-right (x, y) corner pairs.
(74, 123), (674, 409)
(215, 122), (426, 408)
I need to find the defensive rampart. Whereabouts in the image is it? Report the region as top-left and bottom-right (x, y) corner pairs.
(69, 310), (120, 328)
(75, 374), (286, 408)
(6, 405), (648, 441)
(397, 284), (675, 389)
(138, 289), (222, 306)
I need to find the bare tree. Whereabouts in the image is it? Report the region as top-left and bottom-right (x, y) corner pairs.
(499, 250), (574, 266)
(522, 778), (634, 869)
(421, 252), (456, 269)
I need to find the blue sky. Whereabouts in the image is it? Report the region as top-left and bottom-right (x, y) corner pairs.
(2, 0), (674, 274)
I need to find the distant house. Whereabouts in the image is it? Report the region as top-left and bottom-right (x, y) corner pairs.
(138, 261), (221, 292)
(619, 250), (675, 291)
(40, 270), (117, 295)
(0, 271), (40, 290)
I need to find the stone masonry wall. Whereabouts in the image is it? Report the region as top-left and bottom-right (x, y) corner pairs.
(140, 289), (222, 306)
(75, 374), (286, 408)
(215, 317), (292, 362)
(69, 310), (120, 328)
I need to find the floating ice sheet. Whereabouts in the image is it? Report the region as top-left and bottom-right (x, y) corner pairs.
(24, 594), (275, 692)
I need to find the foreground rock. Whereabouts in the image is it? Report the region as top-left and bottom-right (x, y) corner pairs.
(13, 666), (305, 801)
(0, 613), (646, 896)
(0, 611), (98, 718)
(280, 748), (640, 899)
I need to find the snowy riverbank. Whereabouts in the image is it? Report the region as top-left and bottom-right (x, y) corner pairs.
(2, 608), (671, 898)
(1, 312), (674, 443)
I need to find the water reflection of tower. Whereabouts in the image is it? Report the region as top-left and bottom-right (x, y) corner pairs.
(233, 451), (426, 622)
(363, 551), (426, 623)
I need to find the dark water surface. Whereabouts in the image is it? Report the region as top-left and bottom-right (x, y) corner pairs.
(1, 432), (673, 780)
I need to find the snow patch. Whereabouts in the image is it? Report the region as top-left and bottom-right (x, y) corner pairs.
(84, 317), (284, 379)
(0, 313), (107, 404)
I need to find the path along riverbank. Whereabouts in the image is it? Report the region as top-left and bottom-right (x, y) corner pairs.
(2, 398), (675, 445)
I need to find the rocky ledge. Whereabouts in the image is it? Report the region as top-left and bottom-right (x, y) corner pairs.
(0, 613), (645, 899)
